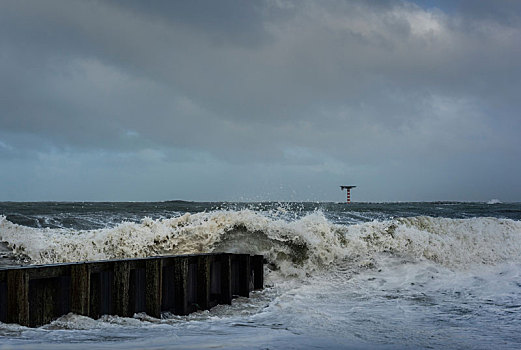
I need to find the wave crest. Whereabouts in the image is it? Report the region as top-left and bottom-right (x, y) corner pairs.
(1, 211), (520, 277)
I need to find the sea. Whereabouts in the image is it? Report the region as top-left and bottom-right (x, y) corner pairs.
(0, 201), (520, 349)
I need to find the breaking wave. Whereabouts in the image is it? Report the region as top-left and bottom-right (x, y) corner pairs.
(487, 199), (502, 204)
(1, 211), (521, 278)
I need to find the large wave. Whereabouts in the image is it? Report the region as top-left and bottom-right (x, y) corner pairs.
(1, 211), (521, 277)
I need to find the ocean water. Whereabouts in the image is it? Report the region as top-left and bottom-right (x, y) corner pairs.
(0, 201), (521, 349)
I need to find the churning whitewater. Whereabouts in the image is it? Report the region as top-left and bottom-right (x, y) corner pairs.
(1, 201), (521, 349)
(1, 210), (521, 273)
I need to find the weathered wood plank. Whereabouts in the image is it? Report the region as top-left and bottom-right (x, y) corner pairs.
(173, 257), (188, 315)
(7, 269), (29, 325)
(196, 255), (211, 310)
(251, 255), (264, 290)
(71, 264), (90, 316)
(145, 259), (162, 318)
(232, 254), (250, 297)
(219, 254), (232, 305)
(113, 261), (130, 317)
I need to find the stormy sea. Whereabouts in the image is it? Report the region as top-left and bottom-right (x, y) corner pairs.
(0, 201), (520, 349)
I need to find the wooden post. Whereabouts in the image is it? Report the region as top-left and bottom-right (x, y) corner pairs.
(232, 254), (250, 297)
(28, 277), (57, 327)
(173, 257), (188, 315)
(89, 272), (101, 319)
(71, 264), (90, 316)
(99, 269), (114, 316)
(219, 254), (232, 304)
(197, 255), (210, 310)
(161, 262), (175, 313)
(129, 267), (146, 314)
(0, 276), (7, 323)
(113, 261), (130, 317)
(7, 269), (29, 325)
(251, 255), (264, 290)
(145, 259), (162, 318)
(56, 275), (71, 317)
(187, 259), (197, 312)
(240, 255), (251, 296)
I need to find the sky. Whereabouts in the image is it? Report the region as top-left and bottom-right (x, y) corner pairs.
(1, 0), (520, 202)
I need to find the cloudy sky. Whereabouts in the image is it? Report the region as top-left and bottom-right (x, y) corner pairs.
(1, 0), (520, 202)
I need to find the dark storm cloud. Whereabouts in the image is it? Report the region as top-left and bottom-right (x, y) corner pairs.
(0, 0), (520, 201)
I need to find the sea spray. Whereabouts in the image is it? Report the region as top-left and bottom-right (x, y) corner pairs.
(2, 211), (521, 278)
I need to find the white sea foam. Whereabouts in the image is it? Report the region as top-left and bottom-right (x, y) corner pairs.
(1, 212), (521, 278)
(1, 210), (521, 348)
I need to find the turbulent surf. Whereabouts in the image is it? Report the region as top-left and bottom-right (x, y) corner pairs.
(1, 201), (520, 349)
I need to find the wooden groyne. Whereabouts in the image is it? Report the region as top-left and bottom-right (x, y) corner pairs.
(0, 253), (264, 327)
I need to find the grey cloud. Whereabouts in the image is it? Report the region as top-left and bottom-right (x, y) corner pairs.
(0, 0), (520, 200)
(104, 0), (274, 47)
(418, 0), (521, 23)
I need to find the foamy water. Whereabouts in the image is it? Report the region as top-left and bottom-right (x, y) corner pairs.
(1, 202), (520, 349)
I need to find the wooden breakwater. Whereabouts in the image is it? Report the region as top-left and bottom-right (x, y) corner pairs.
(0, 253), (264, 327)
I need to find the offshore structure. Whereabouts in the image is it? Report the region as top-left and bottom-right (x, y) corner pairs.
(340, 185), (356, 203)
